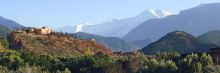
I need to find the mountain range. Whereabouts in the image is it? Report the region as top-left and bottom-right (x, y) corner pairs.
(1, 3), (220, 55)
(73, 32), (139, 52)
(124, 3), (220, 42)
(0, 16), (24, 37)
(0, 24), (11, 37)
(198, 30), (220, 46)
(56, 9), (174, 38)
(0, 16), (24, 29)
(141, 31), (217, 55)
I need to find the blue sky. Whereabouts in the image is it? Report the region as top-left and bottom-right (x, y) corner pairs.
(0, 0), (220, 29)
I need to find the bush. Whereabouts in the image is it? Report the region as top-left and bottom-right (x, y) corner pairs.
(0, 50), (23, 70)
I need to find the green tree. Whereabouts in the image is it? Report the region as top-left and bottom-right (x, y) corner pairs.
(178, 53), (217, 73)
(196, 62), (202, 73)
(0, 50), (23, 70)
(56, 68), (71, 73)
(0, 38), (9, 49)
(0, 66), (10, 73)
(18, 64), (48, 73)
(200, 53), (214, 73)
(160, 51), (180, 60)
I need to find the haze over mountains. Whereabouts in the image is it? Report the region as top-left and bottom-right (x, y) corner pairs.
(1, 3), (220, 54)
(124, 3), (220, 42)
(0, 16), (24, 37)
(198, 30), (220, 46)
(142, 31), (217, 55)
(73, 32), (139, 52)
(0, 25), (11, 37)
(0, 16), (23, 30)
(56, 9), (174, 38)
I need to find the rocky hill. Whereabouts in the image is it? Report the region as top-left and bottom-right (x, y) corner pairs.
(8, 32), (113, 57)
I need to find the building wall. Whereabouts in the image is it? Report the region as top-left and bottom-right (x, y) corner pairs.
(13, 27), (52, 35)
(36, 27), (52, 34)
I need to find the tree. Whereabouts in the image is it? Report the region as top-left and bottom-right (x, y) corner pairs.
(0, 66), (10, 73)
(160, 51), (180, 60)
(196, 62), (202, 73)
(141, 58), (177, 73)
(18, 64), (48, 73)
(178, 53), (199, 73)
(200, 53), (214, 73)
(56, 68), (71, 73)
(0, 38), (9, 49)
(166, 60), (177, 71)
(0, 50), (23, 70)
(178, 53), (217, 73)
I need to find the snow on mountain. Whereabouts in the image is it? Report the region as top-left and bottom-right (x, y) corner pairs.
(124, 3), (220, 42)
(150, 9), (174, 18)
(162, 11), (174, 16)
(80, 9), (174, 38)
(55, 23), (94, 33)
(76, 22), (94, 32)
(56, 9), (174, 37)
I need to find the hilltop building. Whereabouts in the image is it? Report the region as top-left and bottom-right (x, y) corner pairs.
(14, 26), (53, 35)
(90, 38), (97, 44)
(35, 26), (52, 34)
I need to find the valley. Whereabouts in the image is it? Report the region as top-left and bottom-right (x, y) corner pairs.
(0, 2), (220, 73)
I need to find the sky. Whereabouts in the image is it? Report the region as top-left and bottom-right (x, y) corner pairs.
(0, 0), (220, 29)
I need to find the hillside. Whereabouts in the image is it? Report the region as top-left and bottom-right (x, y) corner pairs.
(0, 24), (11, 37)
(129, 39), (151, 48)
(56, 9), (173, 38)
(198, 30), (220, 46)
(141, 31), (217, 55)
(82, 9), (172, 38)
(8, 32), (113, 57)
(0, 16), (24, 29)
(124, 3), (220, 41)
(73, 32), (139, 52)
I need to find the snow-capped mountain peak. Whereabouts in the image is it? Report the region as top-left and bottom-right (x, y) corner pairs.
(162, 11), (174, 16)
(150, 9), (160, 18)
(76, 22), (94, 32)
(149, 9), (174, 18)
(56, 9), (174, 37)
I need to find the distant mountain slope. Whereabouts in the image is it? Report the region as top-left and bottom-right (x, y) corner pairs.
(0, 16), (24, 29)
(198, 30), (220, 46)
(82, 9), (173, 38)
(55, 26), (76, 33)
(124, 3), (220, 41)
(56, 9), (173, 37)
(8, 32), (113, 56)
(0, 24), (12, 37)
(129, 39), (151, 48)
(141, 31), (217, 55)
(73, 32), (139, 52)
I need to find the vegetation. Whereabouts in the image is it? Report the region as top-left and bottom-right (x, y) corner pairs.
(142, 31), (217, 55)
(0, 45), (220, 73)
(8, 32), (113, 57)
(0, 24), (11, 37)
(198, 30), (220, 46)
(73, 32), (136, 52)
(0, 31), (219, 73)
